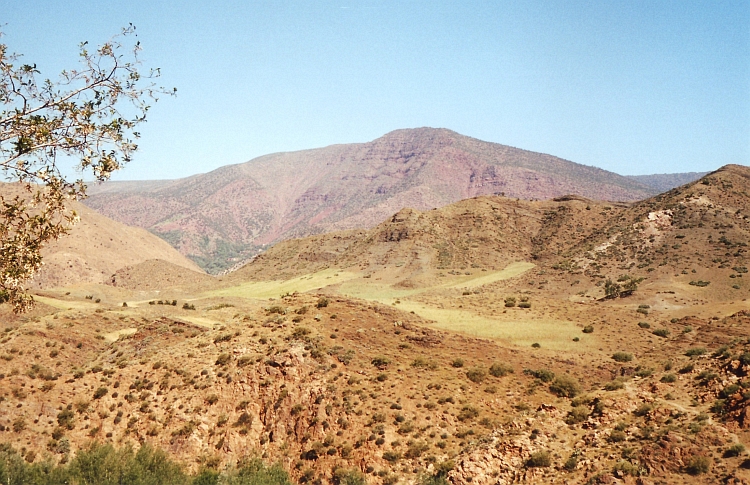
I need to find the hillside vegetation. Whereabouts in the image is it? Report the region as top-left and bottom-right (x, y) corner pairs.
(0, 165), (748, 484)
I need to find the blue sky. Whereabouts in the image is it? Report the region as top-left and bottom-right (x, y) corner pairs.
(2, 0), (748, 179)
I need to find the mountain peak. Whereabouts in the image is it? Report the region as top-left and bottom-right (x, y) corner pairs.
(85, 129), (662, 273)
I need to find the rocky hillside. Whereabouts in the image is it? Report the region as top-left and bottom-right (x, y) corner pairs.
(85, 128), (660, 273)
(233, 165), (750, 299)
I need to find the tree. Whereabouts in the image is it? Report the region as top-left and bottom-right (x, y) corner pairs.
(0, 25), (173, 312)
(604, 279), (621, 298)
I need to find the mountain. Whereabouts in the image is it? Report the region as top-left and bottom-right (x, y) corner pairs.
(85, 128), (659, 273)
(2, 166), (749, 485)
(626, 171), (710, 193)
(12, 194), (206, 289)
(233, 164), (750, 299)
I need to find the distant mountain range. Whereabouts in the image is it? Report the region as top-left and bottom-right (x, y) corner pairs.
(84, 128), (710, 273)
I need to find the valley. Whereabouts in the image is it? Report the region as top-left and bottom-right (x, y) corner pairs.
(0, 165), (748, 484)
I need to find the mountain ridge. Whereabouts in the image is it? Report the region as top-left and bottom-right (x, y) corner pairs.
(84, 128), (715, 273)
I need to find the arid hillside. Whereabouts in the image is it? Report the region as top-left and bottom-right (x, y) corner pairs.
(85, 128), (661, 273)
(0, 166), (748, 484)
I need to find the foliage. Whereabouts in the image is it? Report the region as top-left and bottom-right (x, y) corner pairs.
(549, 375), (582, 398)
(0, 25), (173, 312)
(525, 450), (551, 468)
(612, 352), (633, 363)
(604, 279), (621, 298)
(685, 455), (711, 475)
(523, 368), (555, 382)
(489, 362), (513, 377)
(465, 367), (487, 383)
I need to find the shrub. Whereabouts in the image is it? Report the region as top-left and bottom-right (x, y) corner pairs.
(504, 296), (516, 307)
(685, 347), (707, 357)
(582, 325), (594, 333)
(518, 301), (531, 309)
(465, 368), (487, 384)
(689, 280), (710, 287)
(608, 430), (627, 442)
(633, 404), (653, 417)
(524, 368), (555, 382)
(685, 455), (711, 475)
(612, 352), (633, 363)
(565, 406), (589, 425)
(292, 327), (311, 339)
(725, 443), (745, 457)
(531, 342), (541, 348)
(652, 328), (670, 338)
(332, 468), (366, 485)
(660, 374), (677, 383)
(638, 322), (650, 329)
(525, 450), (551, 468)
(604, 379), (625, 391)
(451, 358), (464, 368)
(489, 363), (513, 377)
(382, 451), (401, 463)
(457, 406), (480, 421)
(215, 353), (231, 366)
(93, 387), (108, 399)
(182, 303), (195, 310)
(405, 441), (429, 459)
(371, 356), (390, 369)
(316, 297), (329, 308)
(549, 375), (582, 398)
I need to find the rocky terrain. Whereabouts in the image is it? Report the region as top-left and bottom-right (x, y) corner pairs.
(0, 165), (748, 484)
(85, 128), (666, 273)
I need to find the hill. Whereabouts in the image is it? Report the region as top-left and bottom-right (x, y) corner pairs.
(0, 167), (748, 484)
(85, 128), (659, 273)
(0, 184), (207, 289)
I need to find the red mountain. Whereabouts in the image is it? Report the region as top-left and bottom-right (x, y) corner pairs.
(85, 128), (657, 272)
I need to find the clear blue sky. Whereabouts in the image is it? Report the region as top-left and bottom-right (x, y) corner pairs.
(2, 0), (748, 179)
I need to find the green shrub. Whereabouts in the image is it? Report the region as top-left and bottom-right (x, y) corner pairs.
(638, 322), (650, 329)
(660, 374), (677, 383)
(612, 352), (633, 362)
(725, 443), (745, 457)
(582, 325), (594, 333)
(504, 296), (516, 307)
(524, 368), (555, 382)
(549, 375), (582, 398)
(565, 406), (589, 425)
(525, 450), (551, 468)
(316, 297), (329, 308)
(215, 353), (231, 366)
(652, 328), (670, 338)
(466, 368), (487, 384)
(93, 387), (108, 399)
(371, 356), (390, 369)
(604, 379), (625, 391)
(451, 358), (464, 368)
(332, 467), (366, 485)
(489, 363), (513, 377)
(685, 455), (710, 475)
(685, 347), (707, 357)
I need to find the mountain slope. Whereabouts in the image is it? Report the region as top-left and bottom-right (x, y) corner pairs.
(85, 128), (658, 273)
(626, 171), (709, 193)
(232, 165), (750, 303)
(23, 197), (206, 289)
